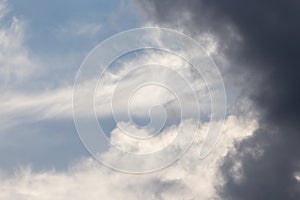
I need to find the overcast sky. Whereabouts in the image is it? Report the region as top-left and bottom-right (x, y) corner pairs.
(0, 0), (299, 199)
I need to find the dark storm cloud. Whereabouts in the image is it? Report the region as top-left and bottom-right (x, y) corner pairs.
(137, 0), (300, 199)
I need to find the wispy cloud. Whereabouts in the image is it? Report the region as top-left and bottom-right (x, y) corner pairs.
(0, 3), (39, 91)
(56, 21), (102, 38)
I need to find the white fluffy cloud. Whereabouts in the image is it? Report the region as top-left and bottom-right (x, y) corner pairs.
(0, 115), (257, 200)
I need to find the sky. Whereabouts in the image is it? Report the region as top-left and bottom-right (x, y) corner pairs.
(0, 0), (299, 199)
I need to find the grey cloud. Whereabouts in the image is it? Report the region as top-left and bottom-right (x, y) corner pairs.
(137, 0), (300, 199)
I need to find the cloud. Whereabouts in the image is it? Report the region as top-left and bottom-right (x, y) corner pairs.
(56, 21), (102, 38)
(0, 43), (215, 129)
(0, 1), (39, 92)
(0, 1), (285, 199)
(0, 115), (257, 200)
(0, 87), (73, 130)
(0, 22), (226, 180)
(136, 0), (300, 199)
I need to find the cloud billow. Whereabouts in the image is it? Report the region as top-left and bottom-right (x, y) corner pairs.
(137, 0), (300, 199)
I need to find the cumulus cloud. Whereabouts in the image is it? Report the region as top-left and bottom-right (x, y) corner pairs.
(0, 115), (257, 200)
